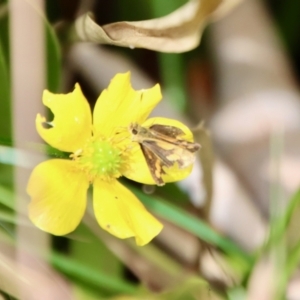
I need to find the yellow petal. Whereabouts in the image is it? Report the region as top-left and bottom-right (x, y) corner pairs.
(27, 159), (89, 235)
(36, 84), (92, 152)
(93, 73), (162, 138)
(93, 179), (163, 246)
(123, 142), (156, 184)
(124, 117), (195, 184)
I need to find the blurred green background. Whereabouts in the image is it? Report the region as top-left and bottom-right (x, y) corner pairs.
(1, 0), (300, 299)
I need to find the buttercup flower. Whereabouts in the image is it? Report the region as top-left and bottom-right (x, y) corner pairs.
(27, 73), (195, 246)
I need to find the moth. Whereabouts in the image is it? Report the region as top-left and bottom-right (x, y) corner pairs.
(129, 123), (200, 186)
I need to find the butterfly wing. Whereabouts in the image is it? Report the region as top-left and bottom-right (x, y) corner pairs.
(149, 124), (184, 138)
(149, 124), (200, 152)
(140, 144), (165, 186)
(143, 140), (196, 169)
(131, 123), (200, 185)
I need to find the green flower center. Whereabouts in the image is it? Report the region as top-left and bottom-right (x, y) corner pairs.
(72, 138), (127, 181)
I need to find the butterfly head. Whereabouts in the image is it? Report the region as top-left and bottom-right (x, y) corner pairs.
(129, 123), (139, 135)
(128, 123), (142, 143)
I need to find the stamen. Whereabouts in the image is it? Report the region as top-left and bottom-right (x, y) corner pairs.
(72, 137), (129, 182)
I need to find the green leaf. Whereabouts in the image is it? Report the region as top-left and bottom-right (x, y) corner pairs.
(268, 189), (300, 248)
(0, 10), (10, 128)
(254, 189), (300, 300)
(279, 189), (300, 286)
(148, 277), (212, 300)
(51, 252), (137, 295)
(284, 189), (300, 249)
(0, 210), (15, 223)
(70, 224), (123, 283)
(0, 3), (9, 69)
(45, 14), (61, 91)
(0, 185), (14, 210)
(0, 12), (13, 189)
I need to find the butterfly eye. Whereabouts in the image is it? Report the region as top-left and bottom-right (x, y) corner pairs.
(132, 128), (138, 135)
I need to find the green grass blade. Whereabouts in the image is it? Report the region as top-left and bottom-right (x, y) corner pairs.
(51, 252), (137, 295)
(0, 17), (13, 189)
(45, 20), (61, 92)
(131, 186), (253, 266)
(151, 0), (188, 111)
(0, 185), (14, 210)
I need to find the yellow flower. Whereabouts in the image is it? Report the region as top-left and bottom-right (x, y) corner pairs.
(27, 73), (194, 246)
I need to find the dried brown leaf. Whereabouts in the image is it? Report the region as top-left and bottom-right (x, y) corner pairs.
(75, 0), (241, 53)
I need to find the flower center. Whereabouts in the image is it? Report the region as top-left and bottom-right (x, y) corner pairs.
(72, 137), (127, 182)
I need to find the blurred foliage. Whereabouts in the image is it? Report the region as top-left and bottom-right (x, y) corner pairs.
(1, 0), (300, 299)
(46, 20), (61, 92)
(0, 3), (13, 219)
(151, 0), (189, 112)
(266, 0), (300, 76)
